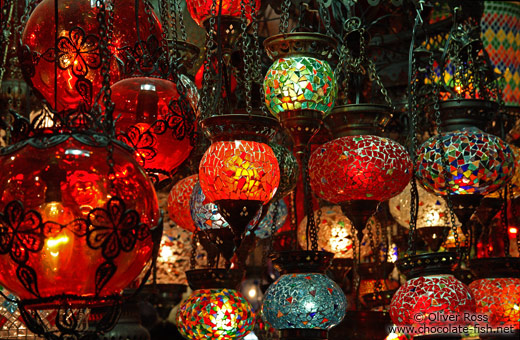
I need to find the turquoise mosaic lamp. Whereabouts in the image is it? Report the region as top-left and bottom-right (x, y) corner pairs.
(261, 251), (347, 340)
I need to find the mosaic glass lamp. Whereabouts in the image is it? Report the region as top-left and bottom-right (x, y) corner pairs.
(469, 258), (520, 331)
(390, 253), (476, 332)
(309, 135), (412, 203)
(167, 174), (199, 232)
(262, 251), (347, 340)
(199, 140), (280, 245)
(389, 181), (462, 251)
(252, 199), (288, 240)
(416, 127), (514, 196)
(263, 33), (337, 150)
(486, 144), (520, 199)
(177, 269), (255, 340)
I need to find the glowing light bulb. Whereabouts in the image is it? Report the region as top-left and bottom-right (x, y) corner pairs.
(40, 201), (74, 225)
(248, 287), (257, 299)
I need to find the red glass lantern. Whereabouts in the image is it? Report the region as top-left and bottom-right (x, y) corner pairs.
(390, 275), (476, 328)
(199, 141), (280, 204)
(470, 278), (520, 329)
(186, 0), (260, 27)
(113, 77), (195, 182)
(309, 135), (412, 203)
(167, 174), (199, 232)
(20, 0), (163, 112)
(0, 136), (159, 304)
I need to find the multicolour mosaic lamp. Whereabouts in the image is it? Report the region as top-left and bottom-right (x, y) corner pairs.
(309, 135), (412, 203)
(263, 33), (337, 150)
(177, 269), (255, 340)
(486, 144), (520, 199)
(415, 127), (515, 196)
(390, 253), (476, 334)
(261, 251), (347, 340)
(167, 174), (199, 232)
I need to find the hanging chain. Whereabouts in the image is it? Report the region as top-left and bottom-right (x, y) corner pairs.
(264, 200), (280, 264)
(502, 184), (510, 257)
(200, 0), (218, 119)
(367, 59), (394, 109)
(159, 0), (172, 73)
(240, 0), (253, 115)
(302, 146), (319, 251)
(175, 0), (187, 41)
(190, 232), (199, 270)
(289, 190), (297, 250)
(280, 0), (291, 34)
(0, 0), (14, 88)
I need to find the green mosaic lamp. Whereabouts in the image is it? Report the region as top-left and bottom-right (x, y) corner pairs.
(263, 33), (337, 151)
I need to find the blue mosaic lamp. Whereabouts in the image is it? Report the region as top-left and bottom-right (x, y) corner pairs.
(261, 251), (347, 340)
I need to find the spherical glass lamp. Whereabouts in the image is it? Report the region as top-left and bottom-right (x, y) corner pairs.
(264, 56), (336, 117)
(252, 199), (288, 239)
(186, 0), (260, 27)
(297, 206), (354, 258)
(469, 277), (520, 329)
(199, 140), (280, 204)
(190, 181), (230, 232)
(167, 174), (199, 232)
(0, 135), (159, 304)
(113, 77), (196, 182)
(177, 269), (255, 340)
(20, 0), (163, 112)
(390, 253), (476, 331)
(416, 127), (515, 196)
(309, 135), (412, 203)
(262, 251), (347, 340)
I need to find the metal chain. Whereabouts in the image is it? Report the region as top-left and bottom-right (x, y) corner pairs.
(159, 0), (172, 71)
(366, 217), (377, 263)
(190, 232), (199, 270)
(96, 0), (115, 135)
(0, 0), (14, 88)
(280, 0), (291, 34)
(502, 184), (510, 257)
(200, 0), (218, 119)
(175, 0), (187, 42)
(265, 200), (280, 258)
(303, 146), (318, 251)
(367, 59), (393, 109)
(240, 0), (253, 115)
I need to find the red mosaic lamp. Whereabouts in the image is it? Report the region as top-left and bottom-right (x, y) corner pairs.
(167, 174), (199, 232)
(20, 0), (163, 113)
(113, 77), (196, 184)
(309, 135), (412, 238)
(469, 258), (520, 333)
(390, 253), (476, 337)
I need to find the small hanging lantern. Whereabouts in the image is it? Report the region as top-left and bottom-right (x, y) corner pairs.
(186, 0), (260, 27)
(167, 174), (199, 232)
(261, 251), (347, 340)
(263, 33), (337, 151)
(176, 269), (255, 340)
